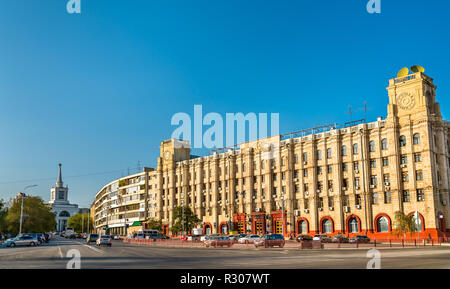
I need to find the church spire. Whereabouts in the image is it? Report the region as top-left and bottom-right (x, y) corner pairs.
(56, 163), (63, 187)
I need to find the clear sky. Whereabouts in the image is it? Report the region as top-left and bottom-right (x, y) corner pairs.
(0, 0), (449, 208)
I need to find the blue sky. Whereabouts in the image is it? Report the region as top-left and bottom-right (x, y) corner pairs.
(0, 0), (449, 207)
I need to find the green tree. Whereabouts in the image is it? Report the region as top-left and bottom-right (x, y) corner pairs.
(6, 196), (56, 234)
(146, 218), (162, 232)
(171, 206), (200, 235)
(67, 213), (93, 233)
(393, 211), (417, 240)
(0, 199), (8, 233)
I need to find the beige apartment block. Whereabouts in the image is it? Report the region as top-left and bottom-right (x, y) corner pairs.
(93, 70), (449, 240)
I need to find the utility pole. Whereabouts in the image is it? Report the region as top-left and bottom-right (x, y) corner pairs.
(81, 214), (84, 234)
(19, 185), (37, 236)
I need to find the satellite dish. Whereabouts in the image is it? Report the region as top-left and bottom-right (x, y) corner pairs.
(410, 65), (425, 73)
(397, 67), (409, 78)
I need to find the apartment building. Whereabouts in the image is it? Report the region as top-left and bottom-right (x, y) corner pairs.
(93, 69), (449, 239)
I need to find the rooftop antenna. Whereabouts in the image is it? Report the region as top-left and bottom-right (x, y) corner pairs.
(346, 105), (355, 122)
(359, 101), (371, 123)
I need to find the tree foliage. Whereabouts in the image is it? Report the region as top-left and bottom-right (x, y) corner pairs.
(146, 218), (162, 232)
(171, 206), (200, 235)
(67, 213), (93, 233)
(0, 199), (8, 233)
(6, 196), (56, 233)
(393, 211), (417, 239)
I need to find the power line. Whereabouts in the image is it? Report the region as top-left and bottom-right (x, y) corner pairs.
(0, 166), (142, 185)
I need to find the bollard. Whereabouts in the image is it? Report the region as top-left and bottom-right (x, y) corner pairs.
(356, 240), (359, 249)
(374, 239), (376, 248)
(432, 239), (434, 246)
(338, 239), (340, 249)
(423, 239), (426, 247)
(402, 239), (404, 247)
(389, 239), (392, 247)
(414, 239), (416, 247)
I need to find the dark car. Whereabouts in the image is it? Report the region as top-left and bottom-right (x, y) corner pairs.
(86, 234), (99, 243)
(296, 234), (313, 242)
(332, 234), (349, 243)
(349, 235), (371, 243)
(254, 234), (285, 248)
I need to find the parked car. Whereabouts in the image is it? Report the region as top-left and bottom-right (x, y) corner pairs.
(204, 236), (233, 248)
(312, 234), (332, 243)
(86, 234), (99, 243)
(332, 234), (349, 243)
(296, 234), (313, 242)
(254, 234), (285, 248)
(3, 235), (39, 247)
(238, 234), (261, 244)
(111, 235), (120, 240)
(96, 235), (112, 247)
(349, 235), (371, 243)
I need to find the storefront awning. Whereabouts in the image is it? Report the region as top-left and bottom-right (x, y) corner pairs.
(131, 221), (141, 227)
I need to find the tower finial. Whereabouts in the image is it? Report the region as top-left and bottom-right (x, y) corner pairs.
(56, 163), (63, 187)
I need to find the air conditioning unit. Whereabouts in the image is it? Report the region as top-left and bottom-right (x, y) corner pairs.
(295, 210), (300, 216)
(344, 206), (350, 213)
(293, 178), (298, 182)
(202, 202), (205, 206)
(329, 207), (334, 211)
(442, 200), (447, 205)
(252, 196), (256, 199)
(354, 170), (359, 174)
(328, 188), (333, 193)
(401, 164), (407, 168)
(319, 207), (323, 211)
(303, 161), (308, 165)
(304, 209), (309, 214)
(385, 186), (390, 191)
(370, 184), (376, 189)
(342, 187), (347, 191)
(305, 191), (309, 196)
(355, 186), (360, 190)
(256, 208), (261, 212)
(272, 194), (277, 198)
(384, 182), (390, 186)
(356, 204), (361, 209)
(317, 189), (321, 193)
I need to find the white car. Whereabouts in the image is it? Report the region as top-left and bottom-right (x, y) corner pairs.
(238, 235), (261, 244)
(96, 235), (112, 246)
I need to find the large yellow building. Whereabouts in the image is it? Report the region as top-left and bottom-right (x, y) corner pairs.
(93, 69), (449, 240)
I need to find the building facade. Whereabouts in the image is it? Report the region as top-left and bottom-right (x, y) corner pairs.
(93, 70), (449, 239)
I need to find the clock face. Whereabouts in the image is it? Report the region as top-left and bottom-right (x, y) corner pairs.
(397, 92), (416, 110)
(164, 151), (170, 160)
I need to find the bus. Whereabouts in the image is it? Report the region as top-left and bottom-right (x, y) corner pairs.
(137, 229), (159, 238)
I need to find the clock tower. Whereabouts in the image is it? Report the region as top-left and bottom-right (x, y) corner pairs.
(386, 69), (442, 120)
(158, 139), (191, 169)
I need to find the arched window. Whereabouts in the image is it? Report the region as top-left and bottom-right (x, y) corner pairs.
(369, 141), (376, 152)
(412, 214), (423, 232)
(377, 216), (389, 232)
(342, 145), (347, 156)
(299, 220), (308, 234)
(381, 138), (388, 150)
(59, 211), (70, 217)
(322, 219), (332, 233)
(353, 143), (358, 154)
(399, 135), (407, 147)
(349, 218), (359, 233)
(413, 133), (420, 145)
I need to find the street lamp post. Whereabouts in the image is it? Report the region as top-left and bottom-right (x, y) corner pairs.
(280, 196), (285, 237)
(181, 199), (185, 237)
(19, 185), (37, 236)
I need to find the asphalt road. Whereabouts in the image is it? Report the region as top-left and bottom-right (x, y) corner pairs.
(0, 236), (449, 269)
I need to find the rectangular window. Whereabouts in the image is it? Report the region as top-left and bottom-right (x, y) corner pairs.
(372, 193), (379, 204)
(343, 195), (350, 207)
(370, 159), (376, 168)
(303, 169), (308, 177)
(342, 163), (348, 172)
(327, 165), (332, 174)
(384, 191), (392, 204)
(402, 172), (409, 182)
(382, 157), (389, 167)
(402, 190), (410, 202)
(401, 155), (408, 164)
(370, 175), (378, 185)
(417, 189), (425, 201)
(355, 177), (360, 188)
(317, 166), (322, 175)
(416, 170), (423, 181)
(414, 153), (422, 162)
(353, 161), (359, 171)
